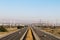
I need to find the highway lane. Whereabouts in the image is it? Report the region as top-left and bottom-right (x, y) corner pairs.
(0, 27), (27, 40)
(32, 27), (60, 40)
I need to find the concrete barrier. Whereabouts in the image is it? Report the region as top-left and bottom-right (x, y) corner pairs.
(20, 28), (28, 40)
(31, 28), (40, 40)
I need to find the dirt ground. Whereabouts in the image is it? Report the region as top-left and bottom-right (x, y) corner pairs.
(42, 28), (60, 37)
(0, 28), (18, 38)
(25, 28), (33, 40)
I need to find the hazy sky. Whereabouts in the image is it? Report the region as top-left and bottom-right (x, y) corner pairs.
(0, 0), (60, 23)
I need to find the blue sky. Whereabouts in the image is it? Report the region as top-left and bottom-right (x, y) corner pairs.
(0, 0), (60, 23)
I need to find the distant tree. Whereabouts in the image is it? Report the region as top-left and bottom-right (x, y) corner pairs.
(51, 26), (56, 29)
(17, 25), (24, 29)
(37, 26), (40, 27)
(0, 26), (7, 32)
(58, 32), (60, 34)
(24, 25), (28, 27)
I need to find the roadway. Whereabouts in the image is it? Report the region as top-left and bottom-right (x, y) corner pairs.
(32, 27), (60, 40)
(0, 27), (27, 40)
(0, 26), (60, 40)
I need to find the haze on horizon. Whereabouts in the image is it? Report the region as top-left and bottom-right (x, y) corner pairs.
(0, 0), (60, 24)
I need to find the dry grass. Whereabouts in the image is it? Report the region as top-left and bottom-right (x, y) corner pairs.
(0, 28), (18, 38)
(42, 28), (60, 37)
(25, 28), (33, 40)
